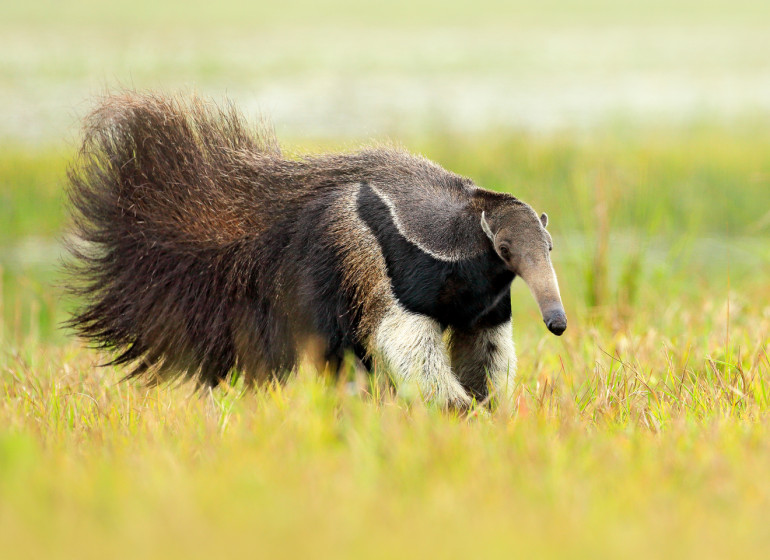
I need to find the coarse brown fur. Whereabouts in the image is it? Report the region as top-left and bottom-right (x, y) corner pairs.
(66, 91), (565, 403)
(65, 92), (460, 385)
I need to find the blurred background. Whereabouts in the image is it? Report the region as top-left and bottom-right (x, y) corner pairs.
(1, 0), (769, 344)
(3, 0), (770, 140)
(3, 5), (770, 556)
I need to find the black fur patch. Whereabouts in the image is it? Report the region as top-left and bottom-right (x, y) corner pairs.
(357, 182), (514, 330)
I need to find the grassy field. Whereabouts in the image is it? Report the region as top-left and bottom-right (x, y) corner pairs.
(1, 127), (769, 558)
(2, 1), (770, 558)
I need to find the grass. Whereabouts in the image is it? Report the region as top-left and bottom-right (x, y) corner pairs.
(0, 124), (769, 558)
(1, 301), (769, 558)
(2, 2), (769, 557)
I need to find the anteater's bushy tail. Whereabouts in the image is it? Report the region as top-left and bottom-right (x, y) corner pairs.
(65, 91), (290, 386)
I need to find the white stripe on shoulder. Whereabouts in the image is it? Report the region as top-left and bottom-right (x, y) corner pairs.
(367, 183), (481, 262)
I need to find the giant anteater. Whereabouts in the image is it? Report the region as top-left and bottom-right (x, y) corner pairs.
(66, 92), (567, 408)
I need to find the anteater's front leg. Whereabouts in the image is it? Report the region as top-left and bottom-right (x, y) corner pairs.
(449, 321), (517, 403)
(373, 305), (471, 408)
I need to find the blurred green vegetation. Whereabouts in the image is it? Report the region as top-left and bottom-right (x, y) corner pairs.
(4, 123), (768, 244)
(0, 3), (768, 554)
(0, 146), (69, 242)
(2, 125), (768, 343)
(421, 125), (770, 236)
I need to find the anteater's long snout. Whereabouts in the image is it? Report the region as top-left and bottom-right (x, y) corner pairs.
(520, 257), (567, 337)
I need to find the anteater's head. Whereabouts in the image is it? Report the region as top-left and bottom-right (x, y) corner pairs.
(481, 205), (567, 336)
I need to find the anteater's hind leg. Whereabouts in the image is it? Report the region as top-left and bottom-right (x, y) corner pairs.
(372, 304), (471, 408)
(449, 321), (517, 405)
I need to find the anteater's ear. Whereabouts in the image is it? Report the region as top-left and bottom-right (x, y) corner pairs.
(480, 211), (494, 241)
(540, 213), (549, 228)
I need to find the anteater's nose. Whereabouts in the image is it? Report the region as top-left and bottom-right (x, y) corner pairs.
(545, 309), (567, 336)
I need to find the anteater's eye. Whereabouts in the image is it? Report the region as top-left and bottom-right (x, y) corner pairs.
(499, 245), (510, 259)
(549, 244), (553, 252)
